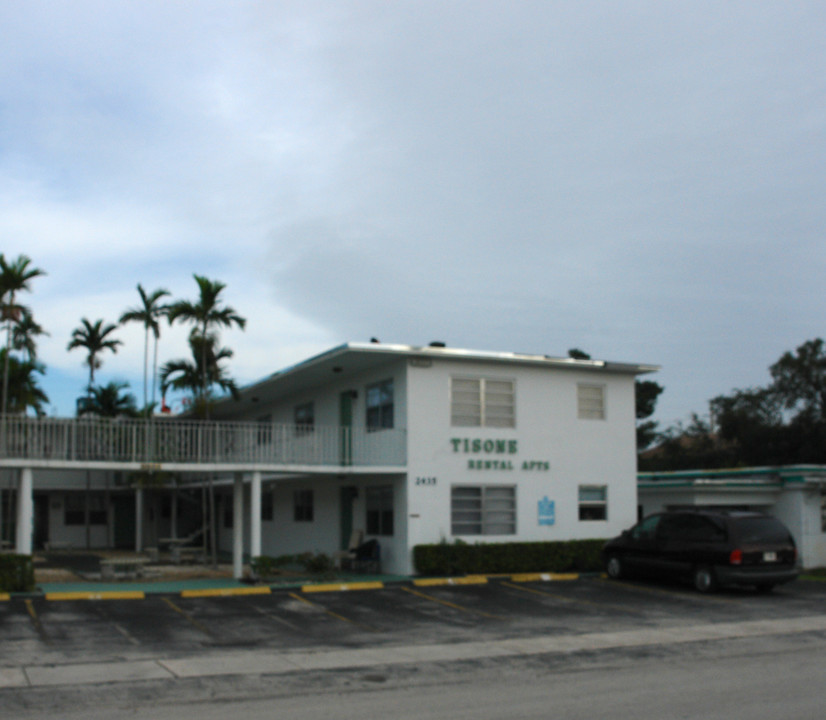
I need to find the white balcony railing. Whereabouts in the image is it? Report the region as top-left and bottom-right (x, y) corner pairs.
(0, 415), (407, 469)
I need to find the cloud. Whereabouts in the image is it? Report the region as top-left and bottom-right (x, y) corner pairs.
(1, 1), (825, 428)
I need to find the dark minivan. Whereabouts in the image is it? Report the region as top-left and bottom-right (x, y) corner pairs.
(603, 510), (799, 593)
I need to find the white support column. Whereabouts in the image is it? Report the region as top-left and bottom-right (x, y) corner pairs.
(233, 472), (244, 579)
(250, 471), (262, 560)
(16, 468), (33, 555)
(135, 487), (144, 551)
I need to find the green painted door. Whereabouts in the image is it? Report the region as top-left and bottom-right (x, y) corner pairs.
(339, 486), (356, 550)
(339, 391), (354, 466)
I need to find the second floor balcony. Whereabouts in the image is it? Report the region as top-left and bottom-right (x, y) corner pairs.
(0, 415), (408, 471)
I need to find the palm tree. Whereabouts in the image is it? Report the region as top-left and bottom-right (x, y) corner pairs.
(166, 275), (246, 417)
(0, 254), (46, 416)
(0, 349), (49, 416)
(119, 284), (170, 412)
(159, 331), (241, 567)
(67, 318), (122, 391)
(11, 309), (49, 362)
(160, 334), (240, 416)
(83, 382), (138, 418)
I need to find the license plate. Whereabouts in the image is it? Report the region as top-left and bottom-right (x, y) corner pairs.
(763, 551), (777, 562)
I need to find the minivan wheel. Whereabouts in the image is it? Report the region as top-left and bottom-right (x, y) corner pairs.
(606, 555), (623, 579)
(693, 565), (717, 593)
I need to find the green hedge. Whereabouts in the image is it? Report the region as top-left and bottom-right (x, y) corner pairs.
(0, 554), (35, 592)
(413, 539), (605, 577)
(250, 552), (334, 578)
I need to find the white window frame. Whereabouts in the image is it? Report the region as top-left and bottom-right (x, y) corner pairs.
(366, 379), (394, 431)
(293, 489), (314, 522)
(294, 402), (314, 436)
(65, 493), (107, 526)
(451, 377), (515, 428)
(578, 485), (608, 521)
(577, 383), (605, 420)
(451, 485), (517, 535)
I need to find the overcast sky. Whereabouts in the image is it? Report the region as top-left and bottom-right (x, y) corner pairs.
(2, 1), (824, 428)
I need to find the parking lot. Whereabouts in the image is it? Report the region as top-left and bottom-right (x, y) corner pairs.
(3, 575), (826, 669)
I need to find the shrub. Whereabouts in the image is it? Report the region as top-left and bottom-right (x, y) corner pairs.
(412, 539), (605, 576)
(300, 552), (333, 574)
(250, 554), (294, 578)
(0, 554), (35, 592)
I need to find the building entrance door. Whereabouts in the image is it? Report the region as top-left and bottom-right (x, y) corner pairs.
(113, 495), (136, 549)
(339, 391), (354, 466)
(33, 494), (49, 549)
(339, 486), (357, 550)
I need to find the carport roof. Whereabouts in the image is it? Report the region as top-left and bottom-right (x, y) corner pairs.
(639, 465), (826, 488)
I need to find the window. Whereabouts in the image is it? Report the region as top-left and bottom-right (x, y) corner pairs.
(451, 377), (515, 428)
(659, 514), (727, 542)
(579, 485), (607, 521)
(366, 379), (394, 431)
(65, 494), (106, 526)
(294, 402), (314, 435)
(631, 513), (661, 540)
(451, 486), (516, 535)
(294, 489), (314, 522)
(577, 384), (605, 420)
(366, 486), (394, 535)
(261, 491), (273, 521)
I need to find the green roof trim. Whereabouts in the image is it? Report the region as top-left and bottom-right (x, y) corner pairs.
(638, 480), (781, 490)
(639, 464), (826, 483)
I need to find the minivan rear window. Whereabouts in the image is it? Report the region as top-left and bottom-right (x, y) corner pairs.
(733, 517), (791, 544)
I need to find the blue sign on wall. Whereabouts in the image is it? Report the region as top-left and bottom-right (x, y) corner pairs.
(538, 496), (555, 526)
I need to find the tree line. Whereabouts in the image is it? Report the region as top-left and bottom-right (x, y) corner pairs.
(641, 338), (826, 471)
(0, 253), (246, 419)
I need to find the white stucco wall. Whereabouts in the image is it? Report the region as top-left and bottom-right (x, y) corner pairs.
(776, 484), (826, 568)
(404, 358), (640, 574)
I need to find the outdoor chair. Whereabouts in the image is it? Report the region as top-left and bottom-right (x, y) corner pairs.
(352, 538), (380, 574)
(334, 529), (364, 569)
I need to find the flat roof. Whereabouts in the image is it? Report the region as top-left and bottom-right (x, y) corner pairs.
(215, 341), (659, 416)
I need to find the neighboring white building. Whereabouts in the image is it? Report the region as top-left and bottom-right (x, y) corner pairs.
(638, 466), (826, 569)
(1, 342), (657, 577)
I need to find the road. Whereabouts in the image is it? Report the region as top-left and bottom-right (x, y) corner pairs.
(11, 631), (826, 720)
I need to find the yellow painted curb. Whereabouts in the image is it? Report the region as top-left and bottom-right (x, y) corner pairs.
(301, 581), (384, 593)
(180, 586), (272, 598)
(509, 572), (580, 583)
(46, 591), (145, 601)
(414, 576), (489, 587)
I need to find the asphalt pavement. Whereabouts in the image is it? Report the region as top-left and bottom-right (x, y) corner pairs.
(3, 573), (826, 691)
